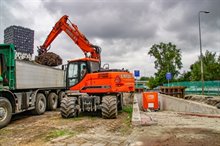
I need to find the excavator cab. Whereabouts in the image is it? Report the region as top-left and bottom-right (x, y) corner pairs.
(66, 58), (100, 88)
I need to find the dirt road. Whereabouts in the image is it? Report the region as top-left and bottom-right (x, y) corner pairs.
(0, 103), (220, 146)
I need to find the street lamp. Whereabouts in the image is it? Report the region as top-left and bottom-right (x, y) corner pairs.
(198, 11), (210, 95)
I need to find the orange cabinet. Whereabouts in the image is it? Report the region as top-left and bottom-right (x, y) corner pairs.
(142, 92), (159, 110)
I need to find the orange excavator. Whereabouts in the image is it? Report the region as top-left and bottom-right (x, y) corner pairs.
(38, 15), (135, 119)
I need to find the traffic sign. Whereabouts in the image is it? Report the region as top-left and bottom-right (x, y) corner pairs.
(134, 70), (140, 77)
(166, 72), (172, 80)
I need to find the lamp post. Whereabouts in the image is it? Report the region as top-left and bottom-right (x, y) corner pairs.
(198, 11), (210, 95)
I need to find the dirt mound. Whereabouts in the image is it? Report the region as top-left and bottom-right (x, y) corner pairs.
(35, 52), (62, 66)
(184, 95), (220, 108)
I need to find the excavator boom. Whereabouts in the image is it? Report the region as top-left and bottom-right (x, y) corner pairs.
(39, 15), (101, 61)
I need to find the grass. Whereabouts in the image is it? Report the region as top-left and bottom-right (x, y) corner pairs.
(122, 105), (133, 119)
(45, 129), (75, 141)
(45, 125), (88, 141)
(0, 128), (11, 135)
(115, 105), (133, 135)
(122, 105), (133, 125)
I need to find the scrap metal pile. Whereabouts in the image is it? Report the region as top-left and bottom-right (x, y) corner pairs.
(35, 52), (62, 66)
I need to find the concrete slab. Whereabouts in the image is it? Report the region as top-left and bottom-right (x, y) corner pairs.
(140, 112), (158, 126)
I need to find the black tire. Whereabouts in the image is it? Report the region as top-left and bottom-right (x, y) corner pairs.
(101, 96), (118, 119)
(0, 97), (12, 129)
(47, 92), (58, 110)
(118, 94), (124, 111)
(58, 91), (65, 107)
(60, 97), (77, 118)
(32, 93), (46, 115)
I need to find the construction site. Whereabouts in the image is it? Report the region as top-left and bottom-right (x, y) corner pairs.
(1, 1), (220, 146)
(0, 93), (220, 146)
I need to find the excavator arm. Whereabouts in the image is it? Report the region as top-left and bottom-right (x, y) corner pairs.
(39, 15), (101, 61)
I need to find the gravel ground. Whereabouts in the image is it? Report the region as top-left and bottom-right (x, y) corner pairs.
(0, 93), (220, 146)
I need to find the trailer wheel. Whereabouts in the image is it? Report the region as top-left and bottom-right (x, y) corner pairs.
(0, 97), (12, 129)
(60, 97), (77, 118)
(47, 92), (58, 110)
(58, 91), (65, 107)
(32, 93), (46, 115)
(101, 96), (118, 119)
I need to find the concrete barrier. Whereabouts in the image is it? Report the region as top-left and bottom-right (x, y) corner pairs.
(132, 95), (141, 126)
(132, 94), (158, 126)
(160, 94), (220, 115)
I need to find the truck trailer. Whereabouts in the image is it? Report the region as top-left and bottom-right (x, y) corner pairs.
(0, 44), (66, 128)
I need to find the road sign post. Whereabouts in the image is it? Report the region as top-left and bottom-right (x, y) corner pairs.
(134, 70), (140, 89)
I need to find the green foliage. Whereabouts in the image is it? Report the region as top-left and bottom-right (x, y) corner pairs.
(45, 129), (75, 141)
(147, 76), (159, 89)
(177, 71), (191, 82)
(140, 76), (149, 81)
(122, 105), (133, 118)
(190, 50), (220, 81)
(148, 42), (182, 88)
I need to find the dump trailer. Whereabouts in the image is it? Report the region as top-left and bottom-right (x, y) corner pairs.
(0, 44), (66, 128)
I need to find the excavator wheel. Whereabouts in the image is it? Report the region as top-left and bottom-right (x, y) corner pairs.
(101, 96), (118, 119)
(60, 97), (78, 118)
(117, 93), (124, 111)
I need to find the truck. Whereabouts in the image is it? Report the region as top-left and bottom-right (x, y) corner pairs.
(0, 44), (66, 128)
(38, 15), (135, 119)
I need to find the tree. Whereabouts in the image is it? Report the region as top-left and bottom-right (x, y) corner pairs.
(140, 76), (149, 81)
(148, 42), (182, 86)
(190, 50), (220, 81)
(177, 71), (191, 82)
(147, 76), (159, 89)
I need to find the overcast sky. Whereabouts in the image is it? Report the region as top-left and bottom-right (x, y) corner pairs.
(0, 0), (220, 77)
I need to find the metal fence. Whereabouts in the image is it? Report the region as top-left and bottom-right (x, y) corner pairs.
(163, 81), (220, 96)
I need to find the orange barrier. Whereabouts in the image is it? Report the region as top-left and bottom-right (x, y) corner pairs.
(143, 92), (159, 110)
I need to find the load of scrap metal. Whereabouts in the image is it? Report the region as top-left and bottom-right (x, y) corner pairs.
(35, 52), (62, 66)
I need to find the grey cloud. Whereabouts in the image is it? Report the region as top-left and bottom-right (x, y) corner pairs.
(42, 1), (158, 39)
(1, 0), (220, 77)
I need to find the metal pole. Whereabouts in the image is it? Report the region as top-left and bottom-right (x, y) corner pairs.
(198, 11), (210, 95)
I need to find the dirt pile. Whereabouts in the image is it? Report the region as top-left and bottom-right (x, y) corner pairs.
(35, 52), (62, 66)
(184, 95), (220, 108)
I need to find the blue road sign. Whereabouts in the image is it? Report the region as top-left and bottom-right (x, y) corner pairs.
(166, 72), (172, 80)
(134, 70), (140, 77)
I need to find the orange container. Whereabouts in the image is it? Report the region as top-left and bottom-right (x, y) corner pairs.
(142, 92), (159, 110)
